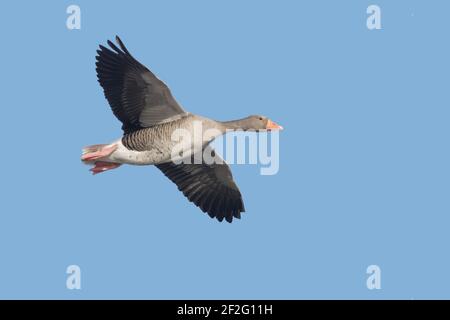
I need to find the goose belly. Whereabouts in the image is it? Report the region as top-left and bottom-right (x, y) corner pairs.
(108, 140), (172, 165)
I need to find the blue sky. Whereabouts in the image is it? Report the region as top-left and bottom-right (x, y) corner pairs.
(0, 0), (449, 299)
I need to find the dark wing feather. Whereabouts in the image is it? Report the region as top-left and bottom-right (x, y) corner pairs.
(96, 36), (187, 133)
(156, 151), (245, 223)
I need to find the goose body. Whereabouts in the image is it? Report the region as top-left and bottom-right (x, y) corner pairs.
(82, 36), (283, 223)
(96, 114), (219, 165)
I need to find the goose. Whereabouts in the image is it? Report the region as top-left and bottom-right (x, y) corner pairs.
(82, 36), (283, 223)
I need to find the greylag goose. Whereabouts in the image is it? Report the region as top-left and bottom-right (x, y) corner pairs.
(82, 36), (283, 223)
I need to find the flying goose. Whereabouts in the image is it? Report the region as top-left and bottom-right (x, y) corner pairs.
(82, 36), (283, 223)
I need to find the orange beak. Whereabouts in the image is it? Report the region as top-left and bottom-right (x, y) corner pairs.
(266, 119), (284, 131)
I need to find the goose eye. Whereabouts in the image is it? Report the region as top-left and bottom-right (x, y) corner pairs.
(259, 117), (263, 120)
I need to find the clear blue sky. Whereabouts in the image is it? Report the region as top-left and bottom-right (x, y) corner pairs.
(0, 0), (449, 299)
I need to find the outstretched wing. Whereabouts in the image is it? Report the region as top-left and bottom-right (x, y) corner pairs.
(96, 36), (187, 133)
(156, 149), (245, 223)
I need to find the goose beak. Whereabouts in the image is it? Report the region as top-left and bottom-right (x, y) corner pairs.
(266, 119), (283, 131)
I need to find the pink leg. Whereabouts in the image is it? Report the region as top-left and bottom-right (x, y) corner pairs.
(81, 144), (118, 162)
(90, 161), (122, 175)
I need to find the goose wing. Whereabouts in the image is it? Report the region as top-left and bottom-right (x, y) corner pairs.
(96, 36), (187, 134)
(156, 148), (245, 223)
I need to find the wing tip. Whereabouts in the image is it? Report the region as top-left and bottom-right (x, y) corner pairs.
(115, 35), (131, 55)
